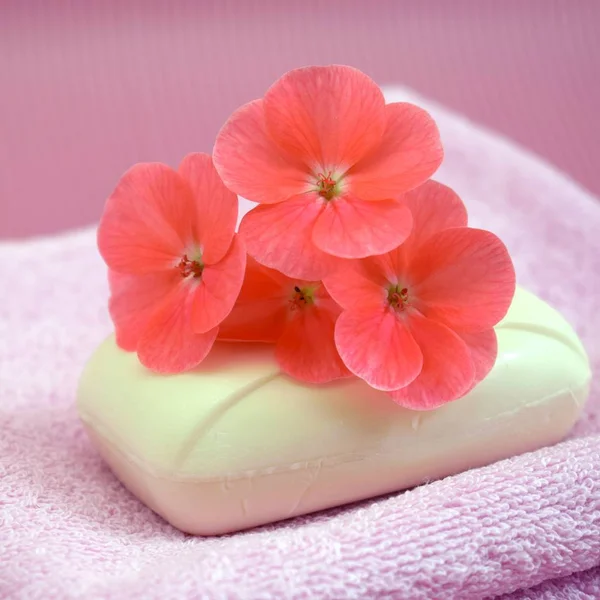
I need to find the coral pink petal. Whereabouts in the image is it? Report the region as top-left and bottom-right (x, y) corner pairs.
(137, 281), (219, 374)
(108, 270), (179, 351)
(218, 256), (291, 342)
(239, 193), (346, 280)
(312, 195), (413, 258)
(458, 328), (498, 392)
(400, 180), (468, 259)
(323, 258), (391, 311)
(237, 254), (292, 294)
(191, 235), (246, 334)
(98, 163), (194, 274)
(219, 301), (288, 343)
(178, 153), (238, 264)
(334, 308), (423, 391)
(276, 306), (350, 384)
(213, 100), (309, 204)
(348, 102), (443, 200)
(411, 227), (516, 331)
(389, 313), (475, 410)
(263, 65), (386, 169)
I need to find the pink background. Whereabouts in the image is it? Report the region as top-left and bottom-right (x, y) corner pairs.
(1, 0), (599, 239)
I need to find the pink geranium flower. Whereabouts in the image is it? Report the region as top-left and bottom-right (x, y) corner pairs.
(324, 181), (516, 410)
(213, 65), (443, 280)
(218, 256), (350, 384)
(97, 153), (246, 373)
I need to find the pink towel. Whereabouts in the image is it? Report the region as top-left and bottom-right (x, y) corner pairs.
(1, 88), (599, 599)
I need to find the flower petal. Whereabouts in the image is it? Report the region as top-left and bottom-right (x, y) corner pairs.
(218, 256), (291, 342)
(178, 153), (238, 265)
(276, 304), (350, 384)
(219, 302), (287, 343)
(213, 100), (309, 204)
(239, 193), (346, 280)
(458, 328), (498, 391)
(263, 65), (386, 169)
(108, 269), (179, 351)
(400, 180), (468, 259)
(348, 102), (443, 200)
(312, 194), (413, 259)
(382, 182), (468, 278)
(389, 314), (475, 410)
(323, 256), (393, 311)
(98, 163), (194, 274)
(191, 235), (246, 334)
(411, 228), (516, 331)
(334, 308), (423, 391)
(137, 281), (219, 374)
(323, 181), (462, 307)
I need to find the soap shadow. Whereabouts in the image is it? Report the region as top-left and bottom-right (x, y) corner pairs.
(137, 342), (274, 379)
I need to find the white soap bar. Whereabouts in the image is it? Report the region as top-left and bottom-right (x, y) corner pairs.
(77, 288), (591, 535)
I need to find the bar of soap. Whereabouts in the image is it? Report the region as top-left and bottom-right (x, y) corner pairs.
(77, 288), (591, 535)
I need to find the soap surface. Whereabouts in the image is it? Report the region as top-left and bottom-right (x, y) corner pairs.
(77, 288), (591, 535)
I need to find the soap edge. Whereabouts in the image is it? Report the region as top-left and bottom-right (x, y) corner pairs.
(78, 376), (590, 483)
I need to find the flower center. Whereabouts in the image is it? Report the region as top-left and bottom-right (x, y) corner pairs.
(315, 171), (340, 200)
(289, 285), (315, 311)
(177, 254), (204, 279)
(387, 285), (410, 311)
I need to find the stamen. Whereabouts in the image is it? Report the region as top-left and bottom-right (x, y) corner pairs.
(388, 286), (410, 311)
(177, 254), (204, 278)
(289, 285), (314, 311)
(316, 171), (337, 200)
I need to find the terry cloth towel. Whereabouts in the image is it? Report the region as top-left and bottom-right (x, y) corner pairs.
(1, 87), (599, 600)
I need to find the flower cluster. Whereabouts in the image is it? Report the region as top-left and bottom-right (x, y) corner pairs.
(97, 65), (516, 410)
